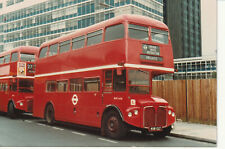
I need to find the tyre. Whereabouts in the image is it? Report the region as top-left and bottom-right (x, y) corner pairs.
(153, 126), (172, 138)
(103, 110), (127, 139)
(8, 101), (16, 119)
(45, 104), (55, 125)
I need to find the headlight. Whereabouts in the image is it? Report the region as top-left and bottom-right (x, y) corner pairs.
(134, 110), (138, 115)
(20, 102), (23, 106)
(128, 112), (132, 117)
(172, 112), (175, 117)
(168, 110), (172, 115)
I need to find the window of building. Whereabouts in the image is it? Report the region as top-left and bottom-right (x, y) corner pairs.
(39, 47), (48, 58)
(49, 43), (58, 56)
(46, 81), (56, 92)
(128, 24), (149, 41)
(72, 35), (85, 50)
(70, 78), (83, 92)
(151, 28), (168, 44)
(20, 53), (35, 62)
(11, 52), (18, 62)
(105, 24), (124, 42)
(87, 30), (102, 46)
(59, 40), (70, 54)
(57, 80), (68, 92)
(84, 78), (100, 92)
(4, 54), (10, 63)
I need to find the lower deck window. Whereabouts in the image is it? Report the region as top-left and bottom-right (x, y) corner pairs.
(70, 78), (83, 92)
(46, 81), (56, 92)
(84, 78), (100, 92)
(57, 80), (68, 92)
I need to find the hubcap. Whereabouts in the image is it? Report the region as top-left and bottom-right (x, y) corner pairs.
(107, 116), (119, 132)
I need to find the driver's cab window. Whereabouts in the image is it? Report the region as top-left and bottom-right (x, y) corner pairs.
(113, 69), (126, 91)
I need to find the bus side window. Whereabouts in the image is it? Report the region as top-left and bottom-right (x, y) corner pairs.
(72, 35), (85, 50)
(4, 54), (10, 63)
(113, 69), (126, 92)
(59, 40), (70, 54)
(39, 47), (48, 58)
(49, 44), (58, 56)
(87, 30), (102, 46)
(57, 80), (68, 92)
(84, 78), (100, 92)
(11, 52), (18, 62)
(10, 79), (17, 92)
(0, 57), (3, 64)
(105, 24), (124, 42)
(70, 78), (83, 92)
(46, 81), (56, 92)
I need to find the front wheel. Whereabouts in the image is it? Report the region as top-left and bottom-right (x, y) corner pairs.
(45, 104), (55, 125)
(103, 110), (127, 139)
(153, 126), (172, 138)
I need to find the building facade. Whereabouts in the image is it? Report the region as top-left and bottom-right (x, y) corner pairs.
(159, 0), (217, 80)
(0, 0), (164, 52)
(163, 0), (202, 59)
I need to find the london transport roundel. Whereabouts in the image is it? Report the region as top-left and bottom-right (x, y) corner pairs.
(72, 94), (78, 105)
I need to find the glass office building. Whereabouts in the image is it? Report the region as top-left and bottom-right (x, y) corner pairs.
(0, 0), (164, 52)
(163, 0), (201, 59)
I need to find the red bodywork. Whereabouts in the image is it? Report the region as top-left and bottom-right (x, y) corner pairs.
(0, 46), (38, 113)
(33, 14), (175, 132)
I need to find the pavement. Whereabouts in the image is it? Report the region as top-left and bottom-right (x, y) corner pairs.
(170, 121), (217, 144)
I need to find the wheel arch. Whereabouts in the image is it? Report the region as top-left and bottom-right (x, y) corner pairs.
(101, 105), (124, 124)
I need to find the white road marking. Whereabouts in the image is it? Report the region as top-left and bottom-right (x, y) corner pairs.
(52, 127), (64, 131)
(24, 120), (32, 123)
(72, 131), (86, 136)
(37, 123), (46, 127)
(98, 138), (118, 144)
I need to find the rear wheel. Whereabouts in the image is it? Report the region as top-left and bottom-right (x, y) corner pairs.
(153, 126), (172, 138)
(103, 110), (127, 139)
(45, 104), (55, 125)
(8, 101), (16, 119)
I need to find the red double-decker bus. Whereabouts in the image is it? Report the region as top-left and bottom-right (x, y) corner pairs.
(0, 46), (38, 117)
(33, 14), (175, 139)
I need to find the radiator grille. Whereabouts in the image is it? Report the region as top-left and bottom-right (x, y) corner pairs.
(156, 107), (167, 126)
(144, 106), (167, 128)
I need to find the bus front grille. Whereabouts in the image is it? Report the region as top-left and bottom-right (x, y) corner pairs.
(143, 106), (167, 128)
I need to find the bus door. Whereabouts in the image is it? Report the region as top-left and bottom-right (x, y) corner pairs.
(103, 69), (126, 107)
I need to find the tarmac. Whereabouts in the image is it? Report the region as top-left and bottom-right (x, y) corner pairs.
(170, 121), (217, 144)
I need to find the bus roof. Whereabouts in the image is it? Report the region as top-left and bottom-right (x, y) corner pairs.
(40, 14), (168, 48)
(0, 46), (39, 57)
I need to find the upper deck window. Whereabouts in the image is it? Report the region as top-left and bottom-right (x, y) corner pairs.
(72, 35), (85, 50)
(87, 30), (102, 46)
(59, 40), (70, 54)
(39, 47), (48, 58)
(105, 24), (124, 42)
(20, 53), (35, 62)
(128, 24), (149, 41)
(49, 44), (58, 56)
(0, 57), (3, 64)
(4, 54), (10, 63)
(11, 52), (18, 62)
(151, 28), (168, 44)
